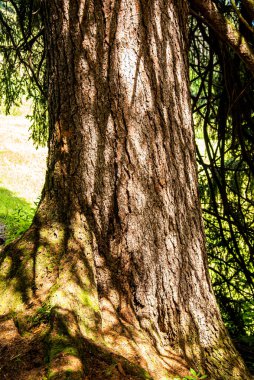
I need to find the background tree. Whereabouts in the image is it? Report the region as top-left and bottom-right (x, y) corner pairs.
(0, 1), (252, 379)
(189, 0), (254, 370)
(0, 0), (47, 145)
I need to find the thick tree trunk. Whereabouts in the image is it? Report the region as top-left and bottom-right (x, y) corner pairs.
(0, 0), (251, 379)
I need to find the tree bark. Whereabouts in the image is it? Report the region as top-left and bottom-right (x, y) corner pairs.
(0, 0), (251, 379)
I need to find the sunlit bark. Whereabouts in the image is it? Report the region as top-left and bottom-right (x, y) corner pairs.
(0, 0), (251, 379)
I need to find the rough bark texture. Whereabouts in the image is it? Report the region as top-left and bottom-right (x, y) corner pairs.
(0, 0), (251, 379)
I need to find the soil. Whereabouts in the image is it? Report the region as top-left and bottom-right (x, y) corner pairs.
(0, 318), (47, 380)
(1, 315), (254, 380)
(0, 317), (151, 380)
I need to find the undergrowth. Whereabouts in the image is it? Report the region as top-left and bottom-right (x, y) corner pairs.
(0, 187), (37, 243)
(175, 368), (207, 380)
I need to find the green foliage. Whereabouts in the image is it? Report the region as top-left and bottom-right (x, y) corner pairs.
(234, 334), (254, 373)
(0, 187), (37, 244)
(0, 0), (48, 146)
(190, 13), (254, 344)
(6, 206), (34, 241)
(29, 304), (51, 327)
(175, 368), (207, 380)
(0, 187), (36, 243)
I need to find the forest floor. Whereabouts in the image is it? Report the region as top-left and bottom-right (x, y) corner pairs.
(0, 316), (253, 380)
(0, 315), (156, 380)
(0, 318), (47, 380)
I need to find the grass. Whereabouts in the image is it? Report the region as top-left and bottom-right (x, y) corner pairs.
(0, 187), (35, 242)
(0, 113), (47, 242)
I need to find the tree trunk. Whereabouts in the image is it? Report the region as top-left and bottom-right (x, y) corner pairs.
(0, 0), (251, 379)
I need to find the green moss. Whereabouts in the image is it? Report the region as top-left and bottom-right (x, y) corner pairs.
(104, 363), (117, 377)
(46, 334), (83, 380)
(30, 304), (52, 326)
(48, 336), (79, 361)
(48, 369), (83, 380)
(79, 289), (99, 312)
(0, 279), (25, 314)
(40, 225), (65, 245)
(122, 361), (153, 379)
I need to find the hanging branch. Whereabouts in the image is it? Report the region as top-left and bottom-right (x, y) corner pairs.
(190, 0), (254, 75)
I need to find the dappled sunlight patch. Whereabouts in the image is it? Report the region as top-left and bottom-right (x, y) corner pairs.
(181, 339), (203, 373)
(101, 295), (125, 333)
(100, 296), (189, 379)
(48, 337), (83, 379)
(0, 280), (27, 315)
(0, 231), (56, 314)
(103, 327), (187, 380)
(0, 319), (21, 344)
(0, 317), (47, 380)
(0, 248), (32, 314)
(39, 224), (65, 245)
(48, 359), (83, 380)
(232, 366), (243, 379)
(49, 285), (100, 341)
(0, 255), (12, 277)
(78, 288), (100, 313)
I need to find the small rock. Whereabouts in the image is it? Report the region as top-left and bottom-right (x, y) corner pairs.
(0, 223), (6, 245)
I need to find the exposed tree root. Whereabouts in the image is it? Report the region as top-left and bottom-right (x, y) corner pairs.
(0, 224), (252, 379)
(0, 228), (190, 380)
